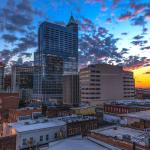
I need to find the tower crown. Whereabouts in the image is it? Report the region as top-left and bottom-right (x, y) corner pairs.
(67, 15), (77, 26)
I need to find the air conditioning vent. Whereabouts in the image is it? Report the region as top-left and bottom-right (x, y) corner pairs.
(24, 122), (30, 125)
(122, 134), (131, 141)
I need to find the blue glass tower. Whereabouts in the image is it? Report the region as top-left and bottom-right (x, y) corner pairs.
(33, 16), (78, 103)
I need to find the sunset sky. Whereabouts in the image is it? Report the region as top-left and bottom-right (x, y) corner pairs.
(0, 0), (150, 88)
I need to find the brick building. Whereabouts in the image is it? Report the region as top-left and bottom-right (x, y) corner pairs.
(0, 93), (19, 122)
(46, 106), (73, 118)
(0, 93), (19, 110)
(62, 116), (98, 137)
(120, 110), (150, 130)
(8, 107), (41, 122)
(0, 135), (16, 150)
(104, 100), (150, 114)
(88, 126), (150, 150)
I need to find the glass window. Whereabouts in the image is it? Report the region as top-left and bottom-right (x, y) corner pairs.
(46, 134), (49, 141)
(22, 138), (27, 145)
(40, 136), (43, 141)
(30, 137), (33, 142)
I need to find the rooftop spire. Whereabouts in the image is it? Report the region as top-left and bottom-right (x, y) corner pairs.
(67, 15), (77, 26)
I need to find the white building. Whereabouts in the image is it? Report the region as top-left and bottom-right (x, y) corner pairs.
(8, 116), (66, 150)
(5, 113), (98, 150)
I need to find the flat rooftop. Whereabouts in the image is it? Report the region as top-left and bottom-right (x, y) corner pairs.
(57, 115), (96, 123)
(10, 118), (66, 133)
(40, 136), (121, 150)
(9, 115), (96, 133)
(93, 126), (146, 146)
(120, 110), (150, 120)
(105, 99), (150, 107)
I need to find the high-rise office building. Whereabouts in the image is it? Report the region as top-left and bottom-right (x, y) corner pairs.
(63, 74), (80, 106)
(11, 65), (34, 101)
(80, 64), (135, 105)
(38, 15), (78, 73)
(0, 62), (5, 91)
(33, 16), (78, 103)
(33, 54), (63, 103)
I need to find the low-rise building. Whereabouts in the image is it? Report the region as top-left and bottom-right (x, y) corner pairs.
(120, 110), (150, 129)
(8, 107), (41, 122)
(136, 88), (150, 99)
(46, 106), (73, 118)
(0, 135), (16, 150)
(60, 115), (98, 137)
(104, 99), (150, 114)
(71, 106), (96, 116)
(89, 126), (150, 150)
(103, 99), (150, 125)
(4, 114), (98, 150)
(7, 117), (67, 150)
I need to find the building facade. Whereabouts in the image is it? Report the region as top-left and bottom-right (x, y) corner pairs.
(0, 93), (19, 110)
(80, 64), (135, 105)
(0, 135), (16, 150)
(11, 65), (34, 101)
(89, 126), (150, 150)
(0, 62), (5, 91)
(104, 103), (150, 114)
(33, 16), (78, 103)
(4, 74), (11, 92)
(8, 107), (41, 122)
(9, 118), (67, 150)
(0, 92), (19, 123)
(33, 55), (63, 103)
(136, 88), (150, 99)
(63, 74), (80, 106)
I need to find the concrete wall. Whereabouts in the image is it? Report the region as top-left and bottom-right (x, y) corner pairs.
(80, 64), (135, 105)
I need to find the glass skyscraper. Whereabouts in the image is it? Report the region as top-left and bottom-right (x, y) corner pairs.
(33, 16), (78, 103)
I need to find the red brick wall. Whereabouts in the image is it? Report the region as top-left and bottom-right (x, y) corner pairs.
(8, 108), (41, 122)
(0, 135), (16, 150)
(0, 93), (19, 110)
(88, 132), (150, 150)
(104, 104), (150, 114)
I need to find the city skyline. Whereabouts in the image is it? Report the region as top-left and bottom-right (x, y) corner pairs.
(0, 0), (150, 88)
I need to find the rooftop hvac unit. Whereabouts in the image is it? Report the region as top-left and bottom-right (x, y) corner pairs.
(24, 122), (30, 125)
(122, 134), (131, 141)
(43, 119), (48, 122)
(113, 127), (117, 130)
